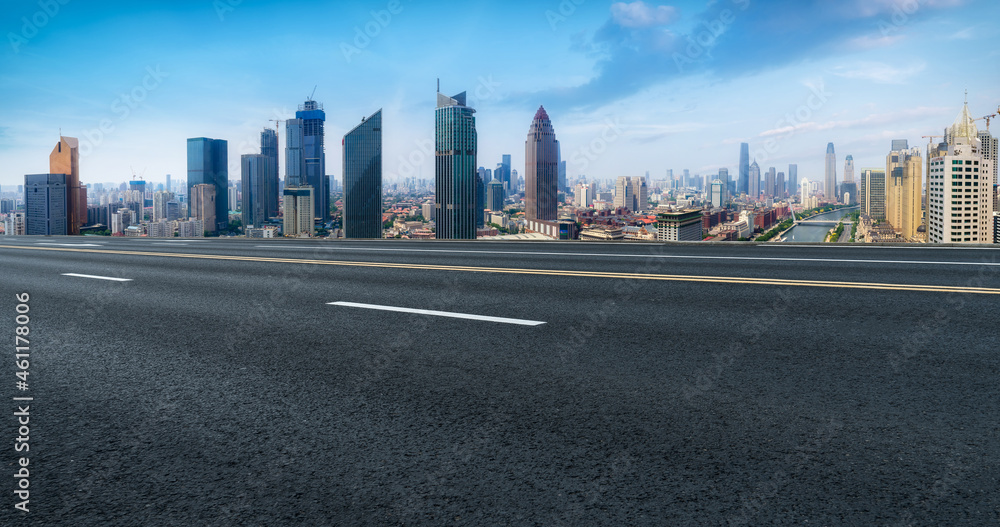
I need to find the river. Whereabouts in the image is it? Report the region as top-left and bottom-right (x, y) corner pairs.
(780, 206), (859, 243)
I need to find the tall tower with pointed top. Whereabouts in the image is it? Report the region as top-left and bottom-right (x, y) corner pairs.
(525, 106), (560, 222)
(825, 142), (837, 201)
(435, 86), (478, 239)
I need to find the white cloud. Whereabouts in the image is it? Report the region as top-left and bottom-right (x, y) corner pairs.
(758, 106), (951, 138)
(829, 61), (926, 84)
(610, 1), (679, 28)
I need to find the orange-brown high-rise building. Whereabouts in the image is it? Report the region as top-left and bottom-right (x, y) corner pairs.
(49, 136), (85, 234)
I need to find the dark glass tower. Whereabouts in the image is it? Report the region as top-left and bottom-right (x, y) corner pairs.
(738, 142), (750, 196)
(525, 106), (560, 222)
(435, 88), (477, 240)
(261, 128), (279, 219)
(24, 173), (67, 235)
(495, 154), (512, 194)
(241, 154), (275, 228)
(186, 137), (228, 231)
(343, 109), (383, 239)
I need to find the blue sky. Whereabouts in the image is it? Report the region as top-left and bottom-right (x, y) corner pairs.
(1, 0), (998, 189)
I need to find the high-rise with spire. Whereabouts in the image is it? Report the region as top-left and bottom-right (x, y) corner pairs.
(927, 99), (995, 243)
(525, 106), (560, 222)
(749, 160), (761, 199)
(434, 85), (478, 240)
(825, 142), (837, 201)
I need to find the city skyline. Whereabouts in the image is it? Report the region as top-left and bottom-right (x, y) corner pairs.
(1, 0), (998, 189)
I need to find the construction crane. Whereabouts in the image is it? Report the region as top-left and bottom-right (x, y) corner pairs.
(973, 106), (999, 132)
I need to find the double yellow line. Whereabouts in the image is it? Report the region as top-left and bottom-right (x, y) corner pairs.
(4, 244), (1000, 295)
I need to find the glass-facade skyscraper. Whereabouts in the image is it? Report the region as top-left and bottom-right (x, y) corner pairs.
(296, 99), (328, 224)
(738, 142), (750, 196)
(24, 173), (67, 235)
(186, 137), (228, 231)
(261, 128), (279, 220)
(525, 106), (560, 222)
(343, 109), (383, 239)
(241, 154), (275, 228)
(435, 88), (478, 240)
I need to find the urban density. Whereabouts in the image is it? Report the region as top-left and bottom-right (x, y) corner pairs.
(5, 95), (998, 244)
(2, 1), (999, 525)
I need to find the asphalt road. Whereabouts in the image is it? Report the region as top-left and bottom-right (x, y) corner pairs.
(1, 237), (999, 526)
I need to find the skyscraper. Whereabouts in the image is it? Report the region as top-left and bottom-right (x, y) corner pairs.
(886, 141), (923, 241)
(825, 142), (837, 201)
(297, 98), (328, 224)
(614, 177), (647, 212)
(764, 167), (776, 198)
(495, 154), (512, 194)
(860, 168), (886, 222)
(261, 128), (279, 220)
(435, 87), (478, 240)
(788, 164), (798, 195)
(24, 174), (67, 235)
(978, 130), (998, 184)
(282, 187), (314, 237)
(525, 106), (560, 222)
(776, 171), (786, 198)
(49, 136), (83, 235)
(286, 118), (304, 187)
(487, 179), (505, 211)
(928, 101), (995, 244)
(749, 161), (761, 199)
(343, 109), (383, 239)
(190, 183), (217, 233)
(738, 143), (750, 196)
(153, 190), (175, 222)
(844, 155), (855, 184)
(559, 160), (568, 193)
(241, 154), (275, 228)
(186, 137), (228, 230)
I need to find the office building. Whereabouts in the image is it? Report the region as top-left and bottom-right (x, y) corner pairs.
(749, 161), (761, 199)
(24, 174), (67, 235)
(525, 106), (560, 222)
(343, 109), (383, 239)
(190, 183), (217, 234)
(152, 191), (174, 222)
(559, 160), (568, 193)
(927, 101), (995, 243)
(49, 136), (84, 235)
(614, 176), (648, 212)
(710, 179), (725, 208)
(764, 167), (776, 198)
(283, 186), (314, 237)
(886, 142), (923, 241)
(434, 87), (478, 240)
(487, 179), (505, 211)
(825, 142), (837, 200)
(657, 210), (702, 241)
(495, 154), (512, 194)
(421, 202), (434, 221)
(296, 98), (328, 223)
(980, 130), (998, 184)
(4, 212), (25, 236)
(788, 164), (798, 195)
(844, 155), (855, 183)
(261, 128), (280, 220)
(738, 143), (750, 195)
(166, 200), (180, 222)
(860, 168), (886, 222)
(241, 154), (276, 228)
(187, 137), (228, 230)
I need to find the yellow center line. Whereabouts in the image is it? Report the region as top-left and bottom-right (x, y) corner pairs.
(2, 244), (999, 295)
